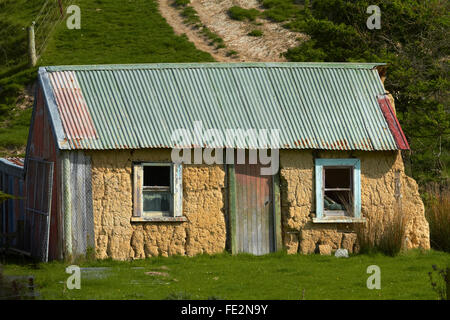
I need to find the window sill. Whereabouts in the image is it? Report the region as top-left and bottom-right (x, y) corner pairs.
(313, 217), (366, 224)
(131, 216), (188, 223)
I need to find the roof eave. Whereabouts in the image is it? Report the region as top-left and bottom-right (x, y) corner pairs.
(38, 67), (69, 151)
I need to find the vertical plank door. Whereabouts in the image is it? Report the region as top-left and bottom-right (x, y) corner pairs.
(235, 163), (274, 255)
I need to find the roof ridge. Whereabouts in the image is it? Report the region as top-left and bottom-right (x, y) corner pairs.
(44, 62), (386, 72)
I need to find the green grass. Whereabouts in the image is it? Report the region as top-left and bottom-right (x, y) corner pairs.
(180, 5), (202, 27)
(227, 6), (261, 22)
(226, 50), (238, 57)
(200, 27), (225, 49)
(260, 0), (303, 23)
(40, 0), (213, 65)
(248, 29), (263, 37)
(0, 0), (213, 156)
(2, 250), (450, 299)
(173, 0), (190, 7)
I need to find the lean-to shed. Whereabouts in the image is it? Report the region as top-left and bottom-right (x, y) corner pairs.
(1, 63), (430, 260)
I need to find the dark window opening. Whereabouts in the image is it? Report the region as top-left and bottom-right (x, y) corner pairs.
(142, 165), (171, 215)
(324, 167), (351, 189)
(323, 167), (353, 216)
(144, 165), (170, 187)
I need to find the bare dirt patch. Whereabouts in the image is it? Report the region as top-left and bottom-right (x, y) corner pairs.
(158, 0), (234, 62)
(157, 0), (307, 62)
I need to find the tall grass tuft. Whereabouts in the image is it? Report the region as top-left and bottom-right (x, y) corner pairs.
(355, 203), (407, 256)
(424, 187), (450, 252)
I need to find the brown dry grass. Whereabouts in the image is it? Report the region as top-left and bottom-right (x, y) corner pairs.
(424, 186), (450, 252)
(355, 202), (407, 256)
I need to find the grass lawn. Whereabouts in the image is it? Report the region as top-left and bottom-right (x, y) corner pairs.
(40, 0), (214, 66)
(2, 250), (449, 300)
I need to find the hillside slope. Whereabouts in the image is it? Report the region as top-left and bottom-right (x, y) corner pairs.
(0, 0), (447, 184)
(0, 0), (213, 156)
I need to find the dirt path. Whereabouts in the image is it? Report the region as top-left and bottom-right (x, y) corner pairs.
(158, 0), (234, 62)
(157, 0), (306, 62)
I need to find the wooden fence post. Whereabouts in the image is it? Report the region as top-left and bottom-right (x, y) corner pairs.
(27, 22), (37, 67)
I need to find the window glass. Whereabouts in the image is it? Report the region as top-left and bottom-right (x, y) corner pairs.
(144, 165), (170, 187)
(143, 191), (170, 213)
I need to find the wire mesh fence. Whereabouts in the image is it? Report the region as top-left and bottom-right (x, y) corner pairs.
(33, 0), (75, 59)
(0, 0), (75, 70)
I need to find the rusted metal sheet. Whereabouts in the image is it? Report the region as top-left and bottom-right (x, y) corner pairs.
(377, 94), (409, 150)
(48, 71), (97, 142)
(235, 163), (274, 255)
(3, 158), (24, 167)
(26, 87), (62, 260)
(24, 158), (54, 262)
(39, 63), (401, 151)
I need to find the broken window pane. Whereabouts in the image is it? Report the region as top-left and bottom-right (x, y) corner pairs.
(324, 167), (351, 189)
(323, 167), (353, 216)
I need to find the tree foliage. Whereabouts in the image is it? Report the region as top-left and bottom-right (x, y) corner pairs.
(283, 0), (449, 184)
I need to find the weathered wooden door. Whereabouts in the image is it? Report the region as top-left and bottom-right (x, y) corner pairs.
(235, 164), (274, 255)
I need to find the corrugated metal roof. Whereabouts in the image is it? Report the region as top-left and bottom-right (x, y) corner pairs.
(38, 62), (402, 151)
(0, 157), (24, 168)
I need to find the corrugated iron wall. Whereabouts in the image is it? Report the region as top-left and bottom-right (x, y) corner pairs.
(68, 151), (94, 256)
(0, 159), (25, 249)
(27, 87), (62, 260)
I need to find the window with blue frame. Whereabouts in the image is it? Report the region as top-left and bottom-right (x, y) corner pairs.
(315, 159), (361, 220)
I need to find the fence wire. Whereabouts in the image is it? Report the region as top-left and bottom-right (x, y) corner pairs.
(0, 0), (75, 69)
(34, 0), (75, 58)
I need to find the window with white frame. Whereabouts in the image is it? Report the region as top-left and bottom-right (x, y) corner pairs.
(315, 159), (361, 220)
(133, 162), (183, 218)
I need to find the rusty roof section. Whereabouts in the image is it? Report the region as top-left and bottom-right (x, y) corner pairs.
(1, 157), (25, 167)
(48, 71), (97, 141)
(37, 62), (403, 151)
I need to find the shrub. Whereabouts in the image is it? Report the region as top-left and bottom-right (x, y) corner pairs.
(355, 203), (407, 256)
(173, 0), (190, 7)
(248, 29), (263, 37)
(226, 50), (238, 57)
(424, 187), (450, 252)
(261, 0), (303, 22)
(200, 27), (225, 48)
(227, 6), (260, 21)
(181, 6), (201, 26)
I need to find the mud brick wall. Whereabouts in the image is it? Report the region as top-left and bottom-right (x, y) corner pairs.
(89, 149), (226, 260)
(88, 149), (429, 260)
(279, 150), (430, 254)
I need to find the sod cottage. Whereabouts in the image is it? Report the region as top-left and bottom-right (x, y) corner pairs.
(0, 63), (430, 261)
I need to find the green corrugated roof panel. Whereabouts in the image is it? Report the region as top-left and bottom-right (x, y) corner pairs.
(39, 62), (399, 151)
